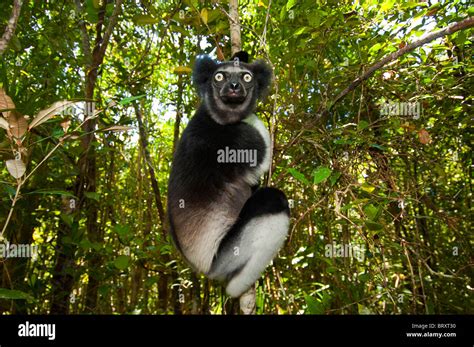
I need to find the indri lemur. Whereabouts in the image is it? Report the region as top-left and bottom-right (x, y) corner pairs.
(168, 52), (290, 297)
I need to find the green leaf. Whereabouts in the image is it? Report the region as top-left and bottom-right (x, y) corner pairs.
(91, 242), (102, 251)
(79, 238), (92, 250)
(105, 3), (114, 16)
(133, 15), (160, 25)
(329, 171), (341, 186)
(84, 192), (100, 201)
(361, 183), (375, 193)
(286, 0), (297, 10)
(173, 66), (192, 74)
(24, 189), (76, 197)
(113, 224), (131, 240)
(364, 204), (380, 221)
(358, 273), (370, 282)
(365, 220), (383, 231)
(200, 8), (208, 25)
(288, 168), (310, 185)
(334, 138), (353, 145)
(2, 184), (18, 196)
(304, 295), (324, 314)
(0, 288), (34, 302)
(294, 27), (308, 36)
(369, 143), (387, 151)
(92, 0), (102, 9)
(114, 255), (130, 270)
(358, 120), (369, 130)
(118, 94), (146, 105)
(313, 167), (332, 184)
(98, 285), (111, 296)
(369, 43), (382, 54)
(85, 0), (99, 23)
(60, 213), (74, 228)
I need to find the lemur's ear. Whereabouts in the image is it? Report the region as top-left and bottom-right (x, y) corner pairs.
(193, 55), (218, 97)
(231, 51), (250, 63)
(249, 60), (273, 98)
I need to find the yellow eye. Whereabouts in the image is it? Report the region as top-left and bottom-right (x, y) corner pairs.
(214, 73), (224, 82)
(243, 73), (252, 82)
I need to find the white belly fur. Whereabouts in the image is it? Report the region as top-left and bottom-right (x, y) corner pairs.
(242, 114), (272, 185)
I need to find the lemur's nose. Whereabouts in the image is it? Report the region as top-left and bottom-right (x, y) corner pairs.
(231, 82), (239, 90)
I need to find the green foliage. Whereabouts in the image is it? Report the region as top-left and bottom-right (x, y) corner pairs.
(0, 288), (34, 302)
(0, 0), (471, 315)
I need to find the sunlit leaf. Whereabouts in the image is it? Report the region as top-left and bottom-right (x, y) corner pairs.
(200, 8), (208, 25)
(118, 95), (146, 105)
(61, 120), (71, 132)
(0, 88), (15, 118)
(313, 167), (332, 184)
(100, 125), (134, 132)
(361, 183), (375, 193)
(173, 66), (192, 74)
(6, 159), (26, 178)
(29, 100), (78, 130)
(286, 0), (297, 10)
(133, 15), (160, 25)
(294, 27), (308, 36)
(8, 111), (27, 138)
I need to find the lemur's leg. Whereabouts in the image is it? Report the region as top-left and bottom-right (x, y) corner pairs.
(208, 187), (290, 297)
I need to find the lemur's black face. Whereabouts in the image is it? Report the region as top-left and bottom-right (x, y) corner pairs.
(213, 66), (254, 104)
(193, 56), (272, 125)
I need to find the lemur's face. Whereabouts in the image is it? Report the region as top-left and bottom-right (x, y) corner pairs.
(206, 64), (257, 124)
(212, 66), (254, 104)
(193, 56), (272, 125)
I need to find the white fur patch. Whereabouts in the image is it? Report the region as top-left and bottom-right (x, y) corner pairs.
(242, 114), (272, 185)
(225, 212), (289, 297)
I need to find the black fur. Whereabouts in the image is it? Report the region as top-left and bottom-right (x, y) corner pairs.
(231, 51), (250, 63)
(168, 106), (267, 210)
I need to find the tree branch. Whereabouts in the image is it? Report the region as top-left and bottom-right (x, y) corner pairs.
(0, 0), (23, 56)
(330, 16), (474, 111)
(74, 0), (92, 65)
(96, 0), (123, 67)
(133, 102), (166, 231)
(228, 0), (241, 56)
(228, 0), (257, 314)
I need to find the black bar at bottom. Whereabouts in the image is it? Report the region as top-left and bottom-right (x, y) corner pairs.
(0, 315), (472, 346)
